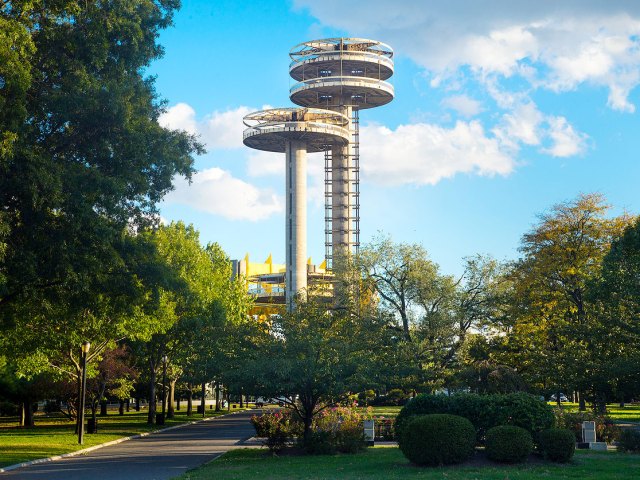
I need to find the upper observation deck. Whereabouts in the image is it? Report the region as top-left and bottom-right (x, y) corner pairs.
(289, 38), (394, 109)
(243, 108), (350, 153)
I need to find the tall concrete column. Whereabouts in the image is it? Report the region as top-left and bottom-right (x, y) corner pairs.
(331, 104), (353, 258)
(285, 140), (307, 310)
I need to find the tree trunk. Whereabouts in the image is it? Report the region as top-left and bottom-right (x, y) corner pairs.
(147, 359), (157, 424)
(126, 399), (130, 412)
(119, 400), (125, 415)
(135, 397), (140, 412)
(167, 379), (176, 419)
(100, 400), (108, 416)
(21, 399), (34, 427)
(240, 387), (244, 408)
(187, 383), (193, 416)
(215, 383), (220, 411)
(176, 395), (181, 411)
(201, 382), (206, 417)
(578, 391), (586, 411)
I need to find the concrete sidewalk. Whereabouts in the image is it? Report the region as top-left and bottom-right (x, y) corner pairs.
(0, 410), (258, 480)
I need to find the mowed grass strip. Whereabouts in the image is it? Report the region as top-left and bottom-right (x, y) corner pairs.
(179, 447), (640, 480)
(0, 408), (245, 468)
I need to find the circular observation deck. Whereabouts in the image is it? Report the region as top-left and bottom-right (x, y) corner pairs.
(243, 108), (350, 153)
(289, 38), (394, 109)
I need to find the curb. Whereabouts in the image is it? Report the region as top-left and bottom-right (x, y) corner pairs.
(0, 410), (249, 474)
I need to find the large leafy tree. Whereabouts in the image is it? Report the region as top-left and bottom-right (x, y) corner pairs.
(0, 0), (201, 328)
(589, 218), (640, 403)
(237, 296), (384, 441)
(496, 194), (631, 406)
(357, 236), (505, 393)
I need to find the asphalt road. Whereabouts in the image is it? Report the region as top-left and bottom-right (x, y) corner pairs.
(1, 410), (258, 480)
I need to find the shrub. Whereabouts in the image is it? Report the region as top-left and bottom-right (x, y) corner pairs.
(618, 429), (640, 453)
(398, 414), (476, 466)
(303, 430), (336, 455)
(484, 393), (555, 440)
(538, 428), (576, 463)
(310, 405), (367, 454)
(485, 425), (533, 463)
(397, 393), (554, 442)
(553, 408), (621, 443)
(395, 394), (449, 435)
(250, 410), (296, 453)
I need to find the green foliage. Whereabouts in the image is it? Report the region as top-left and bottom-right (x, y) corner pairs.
(382, 388), (409, 406)
(495, 194), (632, 404)
(618, 429), (640, 453)
(398, 414), (476, 466)
(250, 411), (293, 453)
(553, 408), (621, 443)
(303, 430), (336, 455)
(235, 296), (383, 440)
(485, 425), (533, 463)
(311, 406), (367, 454)
(396, 393), (553, 441)
(538, 428), (576, 462)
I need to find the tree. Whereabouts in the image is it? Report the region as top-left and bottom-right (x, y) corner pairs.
(496, 193), (631, 407)
(237, 296), (383, 441)
(0, 0), (201, 328)
(357, 236), (505, 393)
(590, 218), (640, 404)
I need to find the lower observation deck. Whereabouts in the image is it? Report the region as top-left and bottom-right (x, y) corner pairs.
(290, 76), (394, 109)
(243, 108), (350, 153)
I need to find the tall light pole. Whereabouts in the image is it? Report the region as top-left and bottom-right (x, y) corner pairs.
(78, 341), (90, 445)
(159, 354), (168, 425)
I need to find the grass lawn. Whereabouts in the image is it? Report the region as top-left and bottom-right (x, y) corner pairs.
(365, 403), (640, 422)
(179, 447), (640, 480)
(0, 407), (249, 468)
(367, 406), (402, 417)
(554, 403), (640, 422)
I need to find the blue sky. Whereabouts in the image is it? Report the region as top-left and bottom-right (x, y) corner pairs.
(153, 0), (640, 276)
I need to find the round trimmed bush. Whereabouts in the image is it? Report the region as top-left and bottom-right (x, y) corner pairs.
(539, 428), (575, 463)
(485, 425), (533, 463)
(618, 429), (640, 453)
(398, 414), (476, 466)
(395, 394), (449, 436)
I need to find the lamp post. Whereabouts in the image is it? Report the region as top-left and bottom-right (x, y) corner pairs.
(78, 341), (90, 445)
(159, 354), (168, 425)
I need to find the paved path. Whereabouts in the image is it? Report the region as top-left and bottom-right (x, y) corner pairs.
(1, 410), (258, 480)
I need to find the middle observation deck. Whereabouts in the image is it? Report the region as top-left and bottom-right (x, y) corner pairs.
(243, 108), (350, 153)
(289, 37), (395, 109)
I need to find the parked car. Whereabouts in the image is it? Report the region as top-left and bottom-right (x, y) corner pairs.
(550, 393), (569, 402)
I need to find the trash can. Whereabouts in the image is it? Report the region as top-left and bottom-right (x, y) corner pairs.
(156, 413), (165, 426)
(87, 418), (98, 433)
(197, 405), (203, 414)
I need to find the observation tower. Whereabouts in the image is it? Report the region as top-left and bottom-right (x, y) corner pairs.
(289, 38), (394, 268)
(242, 38), (393, 309)
(243, 108), (350, 308)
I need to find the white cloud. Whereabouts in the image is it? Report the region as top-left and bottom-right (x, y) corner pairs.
(247, 150), (283, 177)
(159, 103), (254, 149)
(294, 0), (640, 112)
(493, 102), (588, 157)
(542, 116), (588, 157)
(158, 103), (197, 134)
(360, 121), (515, 186)
(440, 95), (483, 117)
(493, 102), (544, 149)
(164, 168), (282, 221)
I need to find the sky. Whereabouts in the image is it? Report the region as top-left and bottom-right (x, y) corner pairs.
(153, 0), (640, 276)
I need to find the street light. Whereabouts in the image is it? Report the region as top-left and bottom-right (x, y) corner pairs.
(78, 341), (90, 445)
(159, 354), (168, 425)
